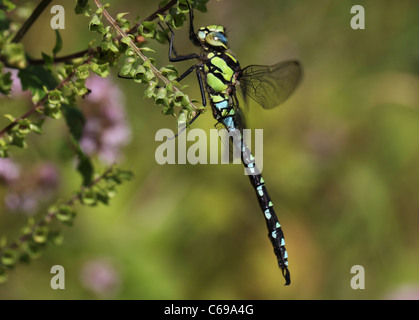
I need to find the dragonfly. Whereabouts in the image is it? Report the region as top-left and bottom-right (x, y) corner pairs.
(167, 4), (301, 285)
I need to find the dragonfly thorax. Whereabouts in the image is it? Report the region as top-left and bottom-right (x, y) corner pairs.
(197, 25), (228, 51)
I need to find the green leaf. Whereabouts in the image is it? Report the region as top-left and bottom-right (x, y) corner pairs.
(0, 0), (16, 12)
(0, 249), (17, 267)
(76, 144), (94, 186)
(75, 0), (91, 16)
(56, 205), (76, 224)
(76, 64), (90, 80)
(29, 120), (44, 134)
(116, 12), (130, 20)
(177, 0), (190, 13)
(155, 87), (167, 100)
(90, 62), (110, 77)
(0, 71), (12, 95)
(18, 65), (58, 102)
(62, 105), (91, 179)
(138, 21), (156, 38)
(160, 65), (179, 81)
(89, 14), (104, 34)
(194, 0), (210, 12)
(1, 43), (27, 69)
(101, 39), (119, 53)
(64, 107), (93, 186)
(140, 47), (156, 53)
(144, 81), (157, 99)
(81, 189), (97, 206)
(41, 52), (53, 70)
(52, 29), (63, 56)
(48, 89), (65, 105)
(177, 108), (188, 128)
(33, 226), (49, 244)
(115, 169), (134, 182)
(0, 9), (11, 31)
(121, 36), (132, 46)
(62, 104), (85, 141)
(120, 58), (135, 76)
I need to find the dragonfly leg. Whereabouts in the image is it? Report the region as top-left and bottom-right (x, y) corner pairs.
(195, 67), (206, 107)
(168, 23), (200, 62)
(187, 2), (200, 46)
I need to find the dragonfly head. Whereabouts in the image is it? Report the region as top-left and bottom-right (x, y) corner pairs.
(197, 25), (228, 51)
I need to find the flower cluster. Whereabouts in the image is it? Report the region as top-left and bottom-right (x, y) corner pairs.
(0, 159), (59, 215)
(80, 75), (131, 164)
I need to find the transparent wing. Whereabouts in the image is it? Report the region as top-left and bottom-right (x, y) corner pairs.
(239, 60), (302, 109)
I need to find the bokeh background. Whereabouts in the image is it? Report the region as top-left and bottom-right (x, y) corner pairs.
(1, 0), (419, 299)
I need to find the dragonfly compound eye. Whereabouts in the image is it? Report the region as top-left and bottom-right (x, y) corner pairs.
(206, 32), (228, 49)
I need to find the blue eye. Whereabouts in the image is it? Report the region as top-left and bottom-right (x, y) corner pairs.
(207, 32), (228, 49)
(214, 33), (227, 45)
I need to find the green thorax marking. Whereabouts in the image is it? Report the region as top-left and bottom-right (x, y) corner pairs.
(205, 51), (239, 94)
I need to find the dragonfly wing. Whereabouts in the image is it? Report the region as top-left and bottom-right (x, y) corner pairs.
(239, 60), (302, 109)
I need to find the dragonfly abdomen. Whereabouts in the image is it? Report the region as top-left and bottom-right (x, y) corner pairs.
(241, 144), (291, 285)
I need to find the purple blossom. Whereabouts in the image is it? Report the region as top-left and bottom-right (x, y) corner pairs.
(0, 68), (27, 97)
(385, 285), (419, 300)
(80, 259), (121, 298)
(0, 158), (20, 184)
(80, 75), (131, 164)
(2, 161), (59, 215)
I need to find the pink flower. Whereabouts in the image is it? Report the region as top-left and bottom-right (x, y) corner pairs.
(80, 259), (121, 298)
(80, 75), (131, 164)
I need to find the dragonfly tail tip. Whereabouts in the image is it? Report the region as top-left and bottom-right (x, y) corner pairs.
(282, 267), (291, 286)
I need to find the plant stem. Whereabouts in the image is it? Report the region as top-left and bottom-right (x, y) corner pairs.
(93, 0), (199, 112)
(27, 49), (92, 65)
(24, 1), (178, 65)
(12, 0), (53, 43)
(1, 165), (116, 252)
(127, 0), (178, 34)
(0, 53), (94, 138)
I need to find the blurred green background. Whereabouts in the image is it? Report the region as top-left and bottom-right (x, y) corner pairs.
(1, 0), (419, 299)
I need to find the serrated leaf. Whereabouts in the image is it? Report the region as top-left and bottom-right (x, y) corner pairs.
(155, 87), (167, 100)
(0, 71), (12, 95)
(121, 36), (132, 46)
(89, 14), (104, 34)
(177, 0), (190, 13)
(18, 65), (58, 101)
(75, 0), (91, 16)
(138, 21), (156, 38)
(90, 62), (109, 77)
